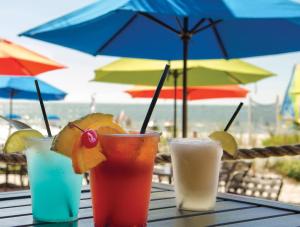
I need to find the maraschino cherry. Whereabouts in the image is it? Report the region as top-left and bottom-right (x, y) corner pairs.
(68, 123), (99, 148)
(81, 129), (99, 148)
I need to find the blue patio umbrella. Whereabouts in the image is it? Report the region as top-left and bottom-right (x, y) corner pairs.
(21, 0), (300, 136)
(0, 76), (66, 101)
(47, 114), (60, 121)
(4, 114), (21, 120)
(0, 76), (66, 131)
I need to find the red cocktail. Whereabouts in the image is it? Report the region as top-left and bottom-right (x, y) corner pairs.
(90, 132), (160, 226)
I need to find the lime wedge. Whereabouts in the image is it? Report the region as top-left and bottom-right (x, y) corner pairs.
(209, 131), (238, 157)
(4, 129), (44, 153)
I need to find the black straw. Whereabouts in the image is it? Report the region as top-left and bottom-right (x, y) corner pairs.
(34, 80), (52, 137)
(224, 102), (243, 132)
(140, 64), (170, 134)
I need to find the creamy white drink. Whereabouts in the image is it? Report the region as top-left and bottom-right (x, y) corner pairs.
(170, 138), (223, 211)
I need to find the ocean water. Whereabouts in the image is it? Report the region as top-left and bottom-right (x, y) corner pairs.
(0, 102), (277, 134)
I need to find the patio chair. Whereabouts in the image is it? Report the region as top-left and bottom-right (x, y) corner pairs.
(219, 161), (252, 192)
(219, 161), (235, 192)
(0, 152), (28, 191)
(153, 164), (172, 184)
(226, 173), (283, 201)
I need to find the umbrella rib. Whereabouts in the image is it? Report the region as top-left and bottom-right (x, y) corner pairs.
(208, 18), (229, 59)
(175, 17), (183, 30)
(190, 18), (206, 33)
(96, 14), (138, 54)
(225, 72), (243, 84)
(193, 19), (222, 34)
(139, 12), (180, 34)
(9, 57), (34, 75)
(0, 47), (34, 75)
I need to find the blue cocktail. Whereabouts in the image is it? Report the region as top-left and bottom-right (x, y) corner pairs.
(25, 137), (82, 222)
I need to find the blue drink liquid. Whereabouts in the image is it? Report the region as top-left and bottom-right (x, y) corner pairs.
(26, 138), (83, 222)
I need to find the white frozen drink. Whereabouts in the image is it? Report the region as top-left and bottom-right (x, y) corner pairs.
(170, 138), (223, 211)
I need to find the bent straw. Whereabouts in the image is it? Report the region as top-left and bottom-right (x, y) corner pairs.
(34, 80), (52, 137)
(140, 64), (170, 134)
(224, 102), (243, 132)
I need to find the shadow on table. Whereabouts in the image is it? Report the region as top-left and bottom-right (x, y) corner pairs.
(32, 220), (78, 227)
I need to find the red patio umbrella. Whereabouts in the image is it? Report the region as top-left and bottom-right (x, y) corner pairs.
(0, 38), (64, 76)
(0, 38), (65, 134)
(127, 85), (248, 100)
(126, 85), (248, 137)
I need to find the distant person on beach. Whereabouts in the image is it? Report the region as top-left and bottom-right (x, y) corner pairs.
(193, 131), (198, 138)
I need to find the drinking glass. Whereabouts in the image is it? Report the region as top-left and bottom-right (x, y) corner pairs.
(26, 137), (83, 222)
(169, 138), (223, 211)
(90, 132), (160, 226)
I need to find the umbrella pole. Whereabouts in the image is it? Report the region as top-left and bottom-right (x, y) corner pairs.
(8, 90), (13, 136)
(182, 17), (189, 138)
(173, 70), (178, 138)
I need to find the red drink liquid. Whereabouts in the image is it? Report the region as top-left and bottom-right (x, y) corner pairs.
(90, 132), (160, 227)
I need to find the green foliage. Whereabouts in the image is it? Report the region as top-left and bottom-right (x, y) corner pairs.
(264, 133), (300, 181)
(262, 134), (300, 146)
(271, 159), (300, 181)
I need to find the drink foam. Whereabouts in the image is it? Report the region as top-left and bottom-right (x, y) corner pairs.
(169, 138), (220, 146)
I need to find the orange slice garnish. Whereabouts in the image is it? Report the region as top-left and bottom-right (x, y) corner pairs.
(72, 137), (106, 174)
(71, 124), (126, 174)
(51, 113), (115, 157)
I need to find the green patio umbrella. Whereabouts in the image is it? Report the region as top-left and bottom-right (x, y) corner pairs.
(94, 58), (273, 86)
(94, 58), (274, 136)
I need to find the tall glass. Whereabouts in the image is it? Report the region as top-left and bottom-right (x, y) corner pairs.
(25, 137), (83, 222)
(90, 132), (160, 227)
(169, 138), (223, 211)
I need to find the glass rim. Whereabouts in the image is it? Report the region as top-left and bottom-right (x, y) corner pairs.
(25, 136), (53, 142)
(168, 137), (220, 146)
(99, 130), (161, 138)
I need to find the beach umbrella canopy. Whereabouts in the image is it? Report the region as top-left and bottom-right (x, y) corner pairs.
(47, 114), (60, 120)
(96, 58), (270, 137)
(281, 65), (300, 123)
(126, 85), (248, 100)
(126, 85), (248, 137)
(21, 0), (300, 136)
(4, 113), (21, 120)
(0, 38), (64, 76)
(0, 76), (66, 134)
(94, 58), (273, 86)
(0, 76), (66, 100)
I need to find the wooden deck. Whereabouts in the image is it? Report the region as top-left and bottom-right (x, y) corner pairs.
(0, 183), (299, 226)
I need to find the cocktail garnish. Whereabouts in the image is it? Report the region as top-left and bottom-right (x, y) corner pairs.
(209, 131), (238, 157)
(72, 135), (106, 174)
(51, 113), (121, 157)
(68, 122), (99, 148)
(209, 103), (243, 158)
(4, 129), (44, 153)
(81, 130), (99, 148)
(53, 113), (127, 173)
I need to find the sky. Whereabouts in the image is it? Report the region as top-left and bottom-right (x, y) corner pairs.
(1, 0), (300, 105)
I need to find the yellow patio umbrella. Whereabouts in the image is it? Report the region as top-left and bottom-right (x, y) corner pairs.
(94, 58), (273, 86)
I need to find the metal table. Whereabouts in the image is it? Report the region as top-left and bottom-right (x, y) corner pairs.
(0, 183), (300, 226)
